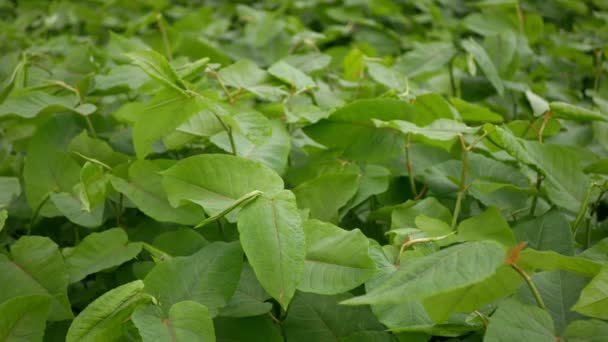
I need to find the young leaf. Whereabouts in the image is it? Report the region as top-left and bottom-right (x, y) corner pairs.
(457, 207), (516, 248)
(132, 301), (215, 342)
(126, 50), (187, 93)
(518, 249), (602, 278)
(64, 228), (143, 283)
(461, 38), (504, 95)
(268, 60), (315, 90)
(237, 190), (305, 309)
(373, 118), (478, 141)
(550, 102), (608, 122)
(0, 91), (78, 119)
(66, 280), (150, 342)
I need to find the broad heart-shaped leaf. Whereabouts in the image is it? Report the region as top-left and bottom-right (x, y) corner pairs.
(513, 209), (574, 255)
(24, 115), (82, 217)
(457, 207), (516, 248)
(0, 295), (52, 342)
(0, 176), (20, 208)
(162, 154), (284, 220)
(0, 90), (78, 118)
(293, 173), (359, 222)
(572, 265), (608, 319)
(64, 228), (143, 283)
(268, 60), (315, 90)
(126, 50), (187, 93)
(133, 89), (207, 158)
(219, 263), (272, 317)
(298, 219), (377, 295)
(66, 280), (150, 342)
(518, 249), (603, 278)
(461, 38), (504, 95)
(0, 236), (72, 321)
(373, 118), (478, 142)
(303, 98), (417, 163)
(237, 190), (305, 309)
(214, 316), (283, 342)
(132, 301), (215, 342)
(110, 160), (204, 225)
(218, 59), (267, 88)
(283, 292), (386, 342)
(143, 241), (243, 316)
(341, 241), (505, 306)
(422, 265), (522, 323)
(564, 319), (608, 342)
(517, 271), (588, 333)
(484, 299), (555, 342)
(550, 101), (608, 122)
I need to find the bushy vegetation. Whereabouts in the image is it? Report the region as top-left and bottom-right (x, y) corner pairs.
(0, 0), (607, 341)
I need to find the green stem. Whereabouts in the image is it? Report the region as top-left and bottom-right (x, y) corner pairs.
(529, 172), (542, 216)
(572, 183), (594, 235)
(27, 193), (51, 235)
(212, 112), (237, 155)
(405, 134), (418, 198)
(448, 57), (457, 97)
(594, 49), (603, 93)
(512, 263), (546, 310)
(157, 14), (172, 61)
(451, 136), (468, 230)
(515, 1), (524, 34)
(473, 310), (489, 329)
(142, 242), (172, 262)
(194, 190), (262, 229)
(396, 232), (456, 266)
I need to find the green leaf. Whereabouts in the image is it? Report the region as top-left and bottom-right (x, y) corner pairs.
(451, 98), (504, 123)
(518, 249), (602, 278)
(163, 154), (284, 220)
(339, 164), (390, 218)
(0, 91), (78, 119)
(66, 280), (150, 342)
(64, 228), (143, 283)
(584, 158), (608, 174)
(373, 119), (477, 141)
(461, 38), (504, 95)
(132, 89), (206, 158)
(0, 236), (72, 321)
(342, 241), (505, 306)
(218, 59), (267, 89)
(237, 190), (305, 309)
(214, 316), (283, 342)
(457, 207), (516, 248)
(143, 241), (243, 316)
(283, 292), (385, 342)
(0, 210), (6, 232)
(268, 60), (316, 90)
(391, 197), (453, 229)
(513, 209), (574, 255)
(550, 102), (608, 122)
(396, 42), (456, 77)
(422, 265), (522, 322)
(68, 131), (129, 168)
(76, 162), (108, 211)
(152, 228), (208, 257)
(219, 263), (272, 317)
(110, 160), (205, 225)
(293, 173), (359, 222)
(0, 295), (52, 342)
(132, 301), (215, 342)
(0, 177), (20, 208)
(517, 271), (587, 333)
(564, 320), (608, 342)
(303, 99), (417, 163)
(367, 61), (408, 92)
(572, 265), (608, 319)
(484, 299), (555, 342)
(299, 219), (377, 294)
(49, 192), (104, 228)
(126, 50), (187, 93)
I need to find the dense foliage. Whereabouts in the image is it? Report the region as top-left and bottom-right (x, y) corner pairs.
(1, 0), (608, 341)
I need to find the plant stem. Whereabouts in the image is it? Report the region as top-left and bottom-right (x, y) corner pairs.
(27, 193), (51, 235)
(572, 183), (593, 235)
(512, 263), (546, 310)
(194, 190), (262, 229)
(594, 48), (603, 93)
(529, 172), (542, 216)
(142, 242), (172, 262)
(405, 134), (418, 198)
(117, 194), (124, 227)
(157, 14), (172, 61)
(451, 135), (468, 230)
(212, 112), (237, 155)
(538, 111), (551, 143)
(473, 310), (489, 329)
(448, 57), (456, 96)
(515, 1), (525, 34)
